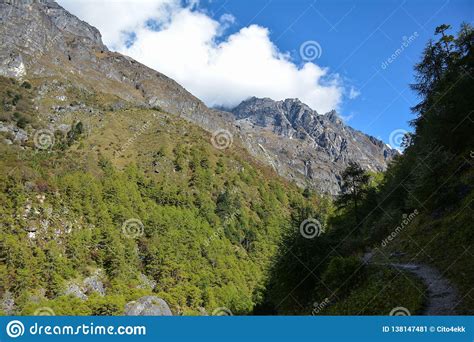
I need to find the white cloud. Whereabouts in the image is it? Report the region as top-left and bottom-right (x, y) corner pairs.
(340, 112), (355, 122)
(59, 0), (179, 49)
(58, 0), (344, 113)
(348, 86), (360, 100)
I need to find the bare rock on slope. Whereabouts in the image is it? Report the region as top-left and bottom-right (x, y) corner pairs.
(124, 296), (173, 316)
(231, 97), (399, 195)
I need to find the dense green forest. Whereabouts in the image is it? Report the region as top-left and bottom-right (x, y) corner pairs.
(0, 104), (334, 315)
(0, 24), (472, 316)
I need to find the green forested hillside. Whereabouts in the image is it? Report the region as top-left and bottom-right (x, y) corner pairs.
(0, 23), (472, 317)
(0, 93), (328, 315)
(362, 23), (474, 313)
(260, 23), (473, 315)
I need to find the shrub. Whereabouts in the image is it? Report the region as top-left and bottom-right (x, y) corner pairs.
(21, 81), (32, 89)
(0, 112), (12, 122)
(12, 112), (31, 129)
(321, 256), (364, 296)
(12, 94), (22, 106)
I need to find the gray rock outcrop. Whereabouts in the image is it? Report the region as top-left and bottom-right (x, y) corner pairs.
(1, 291), (16, 315)
(124, 296), (172, 316)
(231, 97), (399, 195)
(64, 283), (87, 300)
(64, 271), (105, 299)
(83, 274), (106, 296)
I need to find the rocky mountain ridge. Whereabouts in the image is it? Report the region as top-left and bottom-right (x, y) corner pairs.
(231, 97), (398, 194)
(0, 0), (232, 130)
(0, 0), (398, 195)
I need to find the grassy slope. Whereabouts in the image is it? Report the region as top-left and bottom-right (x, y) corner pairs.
(321, 266), (426, 315)
(0, 77), (325, 315)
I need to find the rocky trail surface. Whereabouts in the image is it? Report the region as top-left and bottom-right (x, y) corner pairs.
(363, 252), (459, 315)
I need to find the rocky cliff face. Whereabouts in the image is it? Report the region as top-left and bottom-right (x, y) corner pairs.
(0, 0), (398, 195)
(231, 97), (398, 194)
(0, 0), (232, 131)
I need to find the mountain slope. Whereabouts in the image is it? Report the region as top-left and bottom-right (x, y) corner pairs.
(0, 75), (329, 315)
(0, 0), (397, 195)
(231, 97), (398, 195)
(0, 1), (332, 316)
(0, 0), (232, 132)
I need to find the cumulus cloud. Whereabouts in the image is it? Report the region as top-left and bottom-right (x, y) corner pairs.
(58, 0), (343, 113)
(59, 0), (173, 49)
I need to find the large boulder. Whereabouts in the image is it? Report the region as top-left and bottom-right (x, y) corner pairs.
(124, 296), (172, 316)
(64, 271), (105, 300)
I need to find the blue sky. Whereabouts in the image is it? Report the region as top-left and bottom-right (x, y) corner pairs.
(199, 0), (473, 144)
(60, 0), (473, 147)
